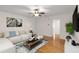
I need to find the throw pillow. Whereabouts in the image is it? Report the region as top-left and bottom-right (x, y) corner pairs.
(9, 31), (16, 37)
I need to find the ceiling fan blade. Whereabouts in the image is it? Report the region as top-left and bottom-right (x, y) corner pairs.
(39, 14), (42, 16)
(40, 12), (45, 14)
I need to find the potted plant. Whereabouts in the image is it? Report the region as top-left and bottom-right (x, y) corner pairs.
(66, 22), (74, 42)
(66, 22), (74, 35)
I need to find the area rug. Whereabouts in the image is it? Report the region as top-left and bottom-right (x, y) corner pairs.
(16, 40), (48, 53)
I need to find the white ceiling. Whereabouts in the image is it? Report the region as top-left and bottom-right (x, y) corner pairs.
(0, 5), (76, 17)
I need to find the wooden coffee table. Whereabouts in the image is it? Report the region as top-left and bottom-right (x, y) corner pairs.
(23, 39), (42, 50)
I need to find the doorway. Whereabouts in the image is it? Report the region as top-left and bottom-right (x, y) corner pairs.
(52, 19), (60, 40)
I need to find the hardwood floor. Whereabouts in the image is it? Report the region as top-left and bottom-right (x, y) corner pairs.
(36, 35), (65, 53)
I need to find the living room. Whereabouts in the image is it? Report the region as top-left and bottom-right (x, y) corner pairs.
(0, 5), (79, 53)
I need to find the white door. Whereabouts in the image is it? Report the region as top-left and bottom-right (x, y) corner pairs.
(52, 19), (60, 39)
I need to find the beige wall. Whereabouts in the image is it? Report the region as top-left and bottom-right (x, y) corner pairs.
(0, 11), (73, 40)
(0, 11), (33, 32)
(34, 13), (72, 39)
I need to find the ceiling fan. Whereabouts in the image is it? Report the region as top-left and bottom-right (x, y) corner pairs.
(32, 8), (45, 16)
(27, 6), (47, 16)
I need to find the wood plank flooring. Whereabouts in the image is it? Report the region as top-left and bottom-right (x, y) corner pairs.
(36, 35), (65, 53)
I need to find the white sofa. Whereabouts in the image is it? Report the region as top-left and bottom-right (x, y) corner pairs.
(64, 31), (79, 53)
(0, 30), (44, 53)
(64, 40), (79, 53)
(0, 33), (32, 53)
(0, 38), (16, 53)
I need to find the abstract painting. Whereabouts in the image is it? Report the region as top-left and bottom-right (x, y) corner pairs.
(7, 17), (22, 27)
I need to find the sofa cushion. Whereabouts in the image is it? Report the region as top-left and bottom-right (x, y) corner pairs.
(8, 34), (32, 44)
(8, 36), (22, 44)
(18, 30), (27, 35)
(4, 31), (10, 38)
(0, 32), (4, 38)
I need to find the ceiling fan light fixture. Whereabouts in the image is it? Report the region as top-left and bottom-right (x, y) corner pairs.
(33, 9), (40, 16)
(34, 13), (39, 16)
